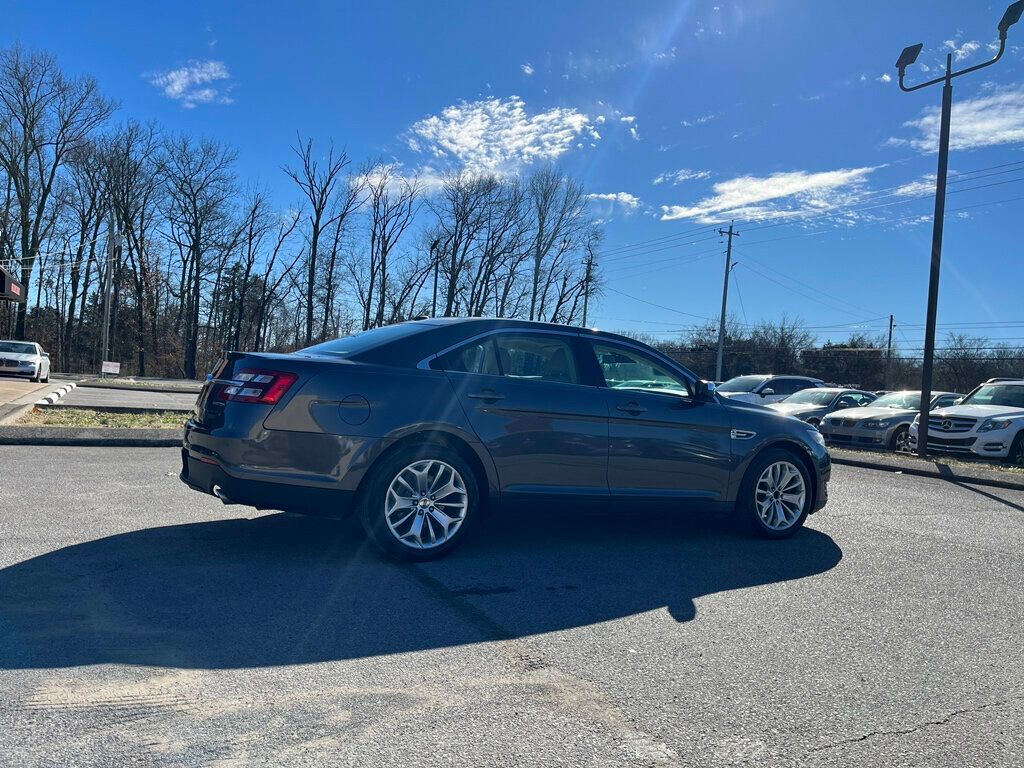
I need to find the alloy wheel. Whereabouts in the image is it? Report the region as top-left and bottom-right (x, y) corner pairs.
(385, 460), (468, 549)
(754, 461), (807, 531)
(894, 429), (911, 453)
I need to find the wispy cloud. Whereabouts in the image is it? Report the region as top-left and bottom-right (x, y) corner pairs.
(681, 113), (716, 128)
(893, 84), (1024, 151)
(520, 62), (535, 76)
(146, 60), (232, 109)
(660, 167), (876, 223)
(407, 96), (598, 174)
(587, 192), (642, 211)
(877, 73), (892, 83)
(652, 168), (712, 186)
(944, 39), (981, 62)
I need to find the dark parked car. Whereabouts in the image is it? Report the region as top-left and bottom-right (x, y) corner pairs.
(181, 318), (830, 560)
(766, 388), (877, 427)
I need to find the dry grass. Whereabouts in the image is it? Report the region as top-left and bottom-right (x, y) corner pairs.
(18, 408), (185, 429)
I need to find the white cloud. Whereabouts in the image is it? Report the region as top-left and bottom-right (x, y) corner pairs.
(521, 63), (535, 76)
(652, 168), (712, 186)
(681, 113), (716, 128)
(945, 39), (981, 62)
(896, 84), (1024, 151)
(619, 115), (636, 123)
(147, 60), (232, 108)
(587, 192), (641, 210)
(629, 126), (639, 141)
(660, 166), (876, 223)
(407, 96), (598, 174)
(652, 46), (677, 62)
(878, 73), (892, 83)
(892, 174), (937, 198)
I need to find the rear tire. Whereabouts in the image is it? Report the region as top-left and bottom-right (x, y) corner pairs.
(737, 448), (812, 539)
(359, 443), (480, 561)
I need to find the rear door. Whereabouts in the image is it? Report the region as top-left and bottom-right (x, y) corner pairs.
(437, 331), (609, 501)
(588, 339), (732, 502)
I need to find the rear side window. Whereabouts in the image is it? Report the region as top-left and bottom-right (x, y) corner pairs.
(431, 340), (500, 375)
(432, 333), (579, 385)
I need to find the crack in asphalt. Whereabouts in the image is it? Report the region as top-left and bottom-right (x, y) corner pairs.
(806, 695), (1024, 754)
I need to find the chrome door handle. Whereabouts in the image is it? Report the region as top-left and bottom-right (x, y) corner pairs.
(467, 390), (505, 401)
(616, 402), (647, 415)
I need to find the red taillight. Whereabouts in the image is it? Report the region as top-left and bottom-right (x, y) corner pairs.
(216, 368), (298, 405)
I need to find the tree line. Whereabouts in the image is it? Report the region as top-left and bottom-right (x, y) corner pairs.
(638, 318), (1024, 393)
(0, 46), (602, 378)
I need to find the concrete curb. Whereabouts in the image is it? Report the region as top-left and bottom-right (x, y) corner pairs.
(34, 382), (77, 406)
(0, 425), (180, 447)
(78, 380), (203, 395)
(830, 448), (1024, 493)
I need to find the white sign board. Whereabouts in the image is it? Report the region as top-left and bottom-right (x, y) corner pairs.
(101, 361), (121, 375)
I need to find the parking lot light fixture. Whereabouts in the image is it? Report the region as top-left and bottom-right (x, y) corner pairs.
(894, 2), (1020, 458)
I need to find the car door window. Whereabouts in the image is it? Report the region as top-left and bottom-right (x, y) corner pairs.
(834, 394), (860, 409)
(493, 334), (579, 384)
(592, 342), (691, 397)
(431, 339), (500, 375)
(766, 378), (798, 396)
(934, 395), (957, 408)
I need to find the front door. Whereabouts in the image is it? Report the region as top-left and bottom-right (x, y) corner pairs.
(589, 340), (732, 502)
(439, 332), (609, 500)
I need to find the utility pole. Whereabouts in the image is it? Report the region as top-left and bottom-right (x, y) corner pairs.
(99, 211), (115, 377)
(885, 314), (895, 390)
(582, 251), (595, 327)
(715, 222), (739, 382)
(895, 1), (1022, 457)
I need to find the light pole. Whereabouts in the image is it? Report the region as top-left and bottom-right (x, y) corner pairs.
(895, 1), (1023, 458)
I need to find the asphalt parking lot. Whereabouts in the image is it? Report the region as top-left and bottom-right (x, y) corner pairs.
(0, 447), (1021, 767)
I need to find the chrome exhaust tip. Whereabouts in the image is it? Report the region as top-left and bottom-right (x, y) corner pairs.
(212, 485), (236, 505)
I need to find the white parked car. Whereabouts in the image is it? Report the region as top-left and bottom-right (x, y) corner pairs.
(717, 374), (825, 405)
(909, 380), (1024, 465)
(0, 340), (50, 383)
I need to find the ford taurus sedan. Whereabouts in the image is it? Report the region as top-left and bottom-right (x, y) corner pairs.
(181, 318), (830, 560)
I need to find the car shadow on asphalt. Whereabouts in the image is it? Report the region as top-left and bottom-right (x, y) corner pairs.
(0, 511), (842, 670)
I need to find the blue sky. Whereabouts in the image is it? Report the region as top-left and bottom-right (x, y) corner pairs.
(8, 0), (1024, 352)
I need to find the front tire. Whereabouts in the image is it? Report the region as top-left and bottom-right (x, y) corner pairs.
(1005, 433), (1024, 468)
(890, 425), (910, 453)
(738, 448), (812, 538)
(359, 444), (479, 561)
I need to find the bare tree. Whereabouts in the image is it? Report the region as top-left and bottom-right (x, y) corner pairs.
(0, 45), (115, 338)
(525, 166), (586, 322)
(159, 134), (237, 378)
(283, 136), (362, 344)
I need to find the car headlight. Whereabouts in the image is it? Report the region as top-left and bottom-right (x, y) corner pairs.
(19, 361), (33, 367)
(911, 414), (920, 425)
(978, 418), (1013, 433)
(806, 428), (826, 448)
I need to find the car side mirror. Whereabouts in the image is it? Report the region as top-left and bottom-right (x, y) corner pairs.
(834, 402), (850, 410)
(761, 388), (775, 397)
(694, 379), (716, 402)
(41, 351), (49, 357)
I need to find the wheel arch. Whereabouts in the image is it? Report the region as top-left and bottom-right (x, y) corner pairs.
(736, 438), (821, 508)
(354, 428), (498, 513)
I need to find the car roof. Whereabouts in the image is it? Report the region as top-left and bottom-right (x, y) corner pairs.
(398, 317), (658, 347)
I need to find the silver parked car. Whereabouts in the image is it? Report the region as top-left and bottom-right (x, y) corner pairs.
(0, 340), (50, 383)
(766, 388), (877, 428)
(716, 374), (825, 405)
(819, 390), (962, 452)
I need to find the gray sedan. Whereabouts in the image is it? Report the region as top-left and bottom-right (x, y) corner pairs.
(766, 388), (877, 427)
(819, 389), (963, 452)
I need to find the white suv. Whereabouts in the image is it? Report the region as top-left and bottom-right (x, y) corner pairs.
(908, 380), (1024, 465)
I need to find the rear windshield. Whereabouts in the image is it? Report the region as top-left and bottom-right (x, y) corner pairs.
(962, 384), (1024, 408)
(718, 375), (768, 393)
(298, 323), (431, 358)
(0, 341), (35, 354)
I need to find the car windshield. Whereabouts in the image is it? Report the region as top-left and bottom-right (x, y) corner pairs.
(298, 323), (430, 358)
(871, 392), (921, 410)
(782, 390), (838, 405)
(718, 375), (768, 393)
(0, 341), (35, 354)
(962, 384), (1024, 408)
